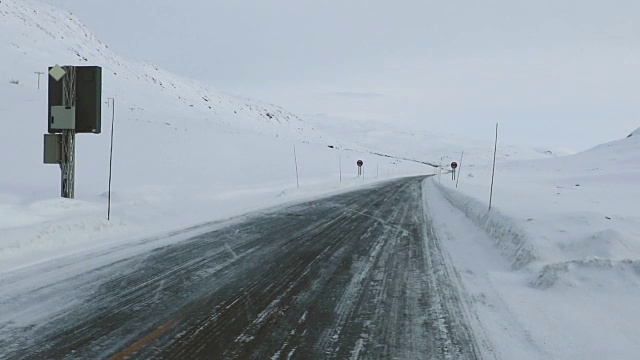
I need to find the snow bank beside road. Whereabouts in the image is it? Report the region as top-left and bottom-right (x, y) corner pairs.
(0, 175), (401, 274)
(438, 129), (640, 267)
(432, 182), (537, 270)
(429, 130), (640, 359)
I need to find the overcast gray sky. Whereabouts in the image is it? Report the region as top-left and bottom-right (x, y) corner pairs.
(46, 0), (640, 150)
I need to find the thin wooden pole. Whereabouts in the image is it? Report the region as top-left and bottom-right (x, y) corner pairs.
(489, 124), (498, 211)
(456, 150), (464, 188)
(107, 98), (115, 220)
(293, 145), (300, 189)
(339, 152), (342, 183)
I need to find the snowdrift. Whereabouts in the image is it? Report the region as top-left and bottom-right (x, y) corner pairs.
(428, 181), (538, 270)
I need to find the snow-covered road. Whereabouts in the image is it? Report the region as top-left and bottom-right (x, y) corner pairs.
(0, 177), (486, 359)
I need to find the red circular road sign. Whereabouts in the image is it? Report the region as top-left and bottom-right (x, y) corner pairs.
(451, 162), (458, 169)
(357, 160), (363, 167)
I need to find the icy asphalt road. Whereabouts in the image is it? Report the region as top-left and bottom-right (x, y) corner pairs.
(0, 176), (482, 359)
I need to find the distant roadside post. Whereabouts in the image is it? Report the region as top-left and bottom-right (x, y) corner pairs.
(451, 161), (458, 181)
(456, 150), (464, 188)
(34, 71), (44, 89)
(489, 123), (499, 211)
(43, 65), (102, 199)
(357, 160), (363, 176)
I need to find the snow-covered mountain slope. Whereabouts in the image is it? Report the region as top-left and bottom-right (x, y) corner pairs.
(0, 0), (318, 140)
(304, 113), (557, 168)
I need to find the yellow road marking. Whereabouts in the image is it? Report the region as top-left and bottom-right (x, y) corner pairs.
(110, 219), (334, 358)
(109, 318), (179, 360)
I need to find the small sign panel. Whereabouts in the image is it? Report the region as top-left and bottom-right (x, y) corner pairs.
(43, 134), (62, 164)
(50, 106), (76, 130)
(357, 160), (363, 167)
(49, 65), (66, 81)
(451, 162), (458, 169)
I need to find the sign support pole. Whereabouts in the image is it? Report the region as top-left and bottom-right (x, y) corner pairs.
(60, 66), (76, 199)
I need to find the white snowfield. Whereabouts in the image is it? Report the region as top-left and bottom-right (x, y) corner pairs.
(1, 0), (639, 358)
(432, 128), (640, 359)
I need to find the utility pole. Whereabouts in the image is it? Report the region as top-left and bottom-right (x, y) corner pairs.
(34, 71), (44, 89)
(107, 97), (115, 220)
(60, 66), (76, 198)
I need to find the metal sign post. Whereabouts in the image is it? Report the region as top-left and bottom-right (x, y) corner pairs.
(357, 160), (363, 176)
(60, 66), (77, 198)
(451, 161), (458, 181)
(44, 65), (102, 200)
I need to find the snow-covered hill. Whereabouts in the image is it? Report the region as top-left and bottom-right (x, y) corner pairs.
(0, 0), (319, 140)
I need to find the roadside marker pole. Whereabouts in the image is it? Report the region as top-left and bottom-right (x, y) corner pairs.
(456, 150), (464, 188)
(293, 145), (300, 189)
(339, 152), (342, 183)
(107, 97), (115, 220)
(34, 71), (44, 89)
(489, 123), (498, 211)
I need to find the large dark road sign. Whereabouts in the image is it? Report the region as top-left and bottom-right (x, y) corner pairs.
(48, 66), (102, 134)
